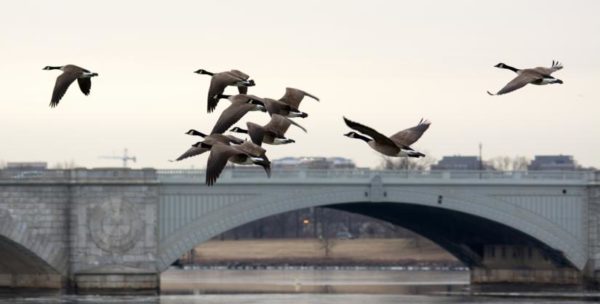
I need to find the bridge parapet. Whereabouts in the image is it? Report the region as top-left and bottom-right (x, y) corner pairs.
(157, 168), (596, 184)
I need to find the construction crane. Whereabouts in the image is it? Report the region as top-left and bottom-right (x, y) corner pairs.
(99, 148), (137, 168)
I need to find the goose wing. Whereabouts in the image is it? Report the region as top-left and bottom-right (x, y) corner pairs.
(174, 145), (209, 161)
(50, 70), (81, 107)
(279, 87), (319, 110)
(77, 78), (91, 95)
(210, 101), (256, 134)
(390, 119), (431, 147)
(343, 117), (398, 148)
(207, 73), (242, 112)
(264, 114), (307, 137)
(205, 143), (245, 186)
(488, 71), (543, 96)
(532, 60), (563, 75)
(246, 122), (266, 146)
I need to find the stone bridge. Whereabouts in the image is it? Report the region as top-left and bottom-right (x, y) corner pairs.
(0, 168), (599, 293)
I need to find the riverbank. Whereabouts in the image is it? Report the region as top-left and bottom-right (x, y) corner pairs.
(186, 238), (460, 267)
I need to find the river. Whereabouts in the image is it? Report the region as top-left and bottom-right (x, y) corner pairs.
(1, 269), (599, 303)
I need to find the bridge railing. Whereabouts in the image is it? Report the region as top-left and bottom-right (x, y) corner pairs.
(156, 168), (597, 183)
(0, 168), (157, 182)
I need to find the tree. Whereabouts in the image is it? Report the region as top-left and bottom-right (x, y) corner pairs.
(378, 154), (437, 171)
(489, 156), (530, 171)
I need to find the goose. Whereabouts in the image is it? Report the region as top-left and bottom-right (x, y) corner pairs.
(172, 131), (243, 161)
(205, 141), (271, 186)
(210, 94), (267, 134)
(278, 87), (319, 110)
(194, 69), (255, 112)
(230, 114), (307, 146)
(43, 64), (98, 108)
(343, 117), (430, 158)
(487, 61), (563, 96)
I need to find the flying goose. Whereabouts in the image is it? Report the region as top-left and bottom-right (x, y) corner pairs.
(205, 141), (271, 186)
(343, 117), (430, 158)
(230, 114), (307, 146)
(172, 131), (244, 161)
(210, 95), (267, 134)
(278, 87), (319, 110)
(194, 69), (255, 112)
(487, 61), (563, 96)
(43, 64), (98, 108)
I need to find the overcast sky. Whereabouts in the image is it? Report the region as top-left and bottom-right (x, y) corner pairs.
(1, 0), (599, 169)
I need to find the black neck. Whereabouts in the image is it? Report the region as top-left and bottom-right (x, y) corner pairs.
(196, 70), (214, 76)
(188, 130), (207, 137)
(502, 64), (519, 73)
(353, 133), (371, 143)
(219, 94), (231, 99)
(232, 128), (248, 134)
(46, 66), (62, 70)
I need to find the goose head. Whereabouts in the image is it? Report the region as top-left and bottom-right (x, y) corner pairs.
(494, 63), (507, 68)
(185, 129), (207, 137)
(194, 69), (213, 76)
(43, 66), (62, 70)
(229, 127), (248, 134)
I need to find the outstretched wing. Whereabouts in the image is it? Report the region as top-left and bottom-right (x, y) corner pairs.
(279, 87), (319, 110)
(390, 119), (431, 147)
(488, 72), (543, 96)
(532, 60), (563, 75)
(343, 117), (398, 148)
(77, 78), (91, 95)
(210, 101), (256, 134)
(205, 144), (242, 186)
(50, 72), (79, 107)
(173, 145), (209, 161)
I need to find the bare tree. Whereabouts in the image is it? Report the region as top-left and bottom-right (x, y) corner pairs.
(489, 156), (530, 171)
(378, 154), (437, 171)
(52, 160), (78, 169)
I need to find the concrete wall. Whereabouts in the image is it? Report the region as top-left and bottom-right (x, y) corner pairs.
(0, 168), (160, 293)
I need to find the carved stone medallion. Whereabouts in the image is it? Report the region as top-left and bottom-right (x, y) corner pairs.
(89, 197), (143, 254)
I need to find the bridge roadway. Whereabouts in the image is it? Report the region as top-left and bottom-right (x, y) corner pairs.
(0, 168), (599, 293)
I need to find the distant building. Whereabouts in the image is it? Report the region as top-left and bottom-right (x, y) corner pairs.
(528, 155), (576, 171)
(273, 157), (356, 169)
(431, 156), (482, 170)
(5, 162), (47, 171)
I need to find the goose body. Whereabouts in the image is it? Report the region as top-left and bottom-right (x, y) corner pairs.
(488, 61), (563, 96)
(43, 64), (98, 107)
(194, 69), (255, 112)
(343, 117), (430, 158)
(205, 141), (271, 186)
(262, 98), (308, 118)
(230, 114), (307, 146)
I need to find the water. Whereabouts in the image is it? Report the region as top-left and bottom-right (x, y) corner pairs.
(1, 269), (599, 303)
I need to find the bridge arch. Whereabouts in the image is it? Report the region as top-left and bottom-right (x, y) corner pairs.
(0, 210), (67, 276)
(157, 186), (585, 272)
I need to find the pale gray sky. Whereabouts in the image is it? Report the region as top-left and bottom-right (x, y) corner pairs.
(1, 0), (599, 169)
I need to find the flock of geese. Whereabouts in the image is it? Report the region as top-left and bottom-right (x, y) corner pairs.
(43, 61), (564, 185)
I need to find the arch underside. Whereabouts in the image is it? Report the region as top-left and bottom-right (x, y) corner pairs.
(330, 203), (573, 268)
(0, 235), (59, 275)
(158, 188), (584, 271)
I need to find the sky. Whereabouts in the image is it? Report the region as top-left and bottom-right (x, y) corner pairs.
(0, 0), (599, 169)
